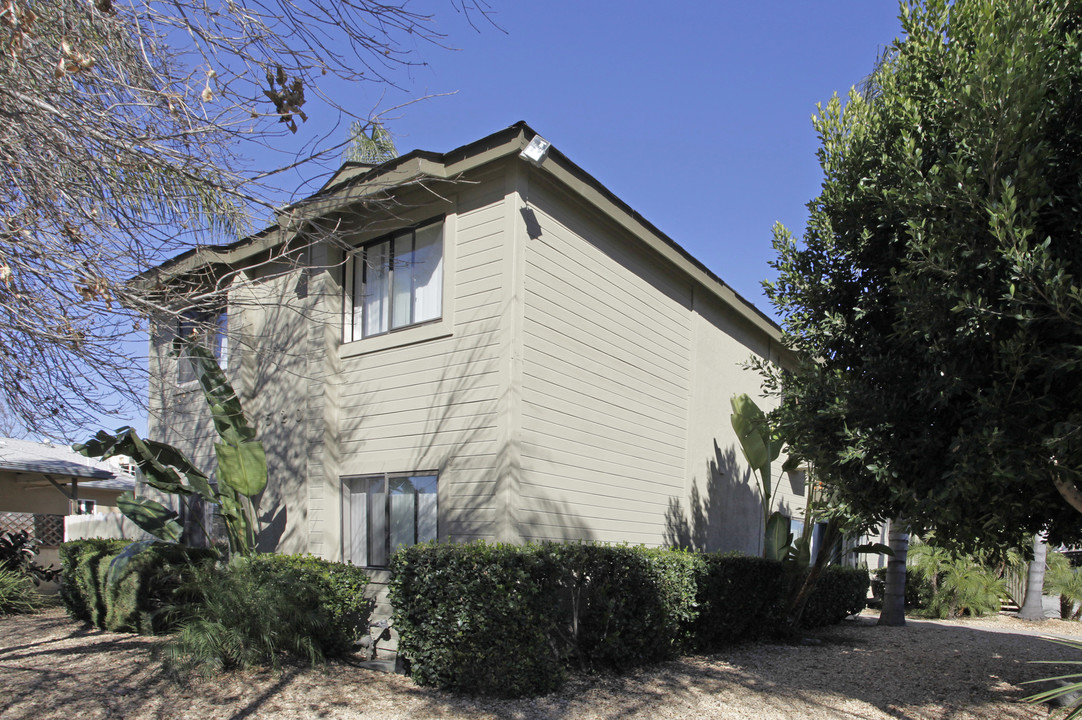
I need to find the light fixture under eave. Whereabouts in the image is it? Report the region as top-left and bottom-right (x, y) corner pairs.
(519, 135), (551, 167)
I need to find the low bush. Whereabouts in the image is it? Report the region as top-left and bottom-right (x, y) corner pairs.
(59, 539), (217, 632)
(1, 530), (60, 583)
(920, 559), (1005, 619)
(390, 542), (786, 697)
(545, 543), (702, 670)
(0, 568), (44, 615)
(163, 554), (372, 678)
(390, 541), (564, 698)
(1046, 552), (1082, 619)
(99, 543), (219, 633)
(871, 566), (934, 609)
(693, 553), (787, 649)
(59, 538), (128, 623)
(800, 565), (869, 628)
(243, 553), (373, 656)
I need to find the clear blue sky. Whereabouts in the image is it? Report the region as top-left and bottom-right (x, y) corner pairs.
(86, 2), (907, 437)
(289, 1), (904, 317)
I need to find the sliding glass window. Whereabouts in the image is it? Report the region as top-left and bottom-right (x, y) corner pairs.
(345, 219), (443, 342)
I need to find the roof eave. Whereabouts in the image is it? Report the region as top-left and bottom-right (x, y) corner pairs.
(142, 121), (788, 353)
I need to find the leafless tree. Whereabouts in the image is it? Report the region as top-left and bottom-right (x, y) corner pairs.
(0, 0), (492, 437)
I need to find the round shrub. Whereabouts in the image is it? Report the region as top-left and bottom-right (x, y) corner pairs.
(801, 565), (870, 628)
(163, 553), (372, 677)
(243, 553), (373, 656)
(693, 554), (787, 649)
(390, 542), (564, 698)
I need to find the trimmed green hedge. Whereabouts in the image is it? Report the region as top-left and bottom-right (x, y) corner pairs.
(59, 539), (218, 633)
(544, 543), (702, 669)
(390, 542), (797, 697)
(693, 553), (788, 649)
(801, 565), (870, 628)
(390, 542), (564, 697)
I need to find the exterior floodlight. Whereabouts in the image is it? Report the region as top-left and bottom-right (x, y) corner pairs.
(519, 135), (551, 166)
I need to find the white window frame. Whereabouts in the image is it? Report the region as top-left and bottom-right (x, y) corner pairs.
(176, 306), (228, 384)
(342, 471), (438, 568)
(342, 218), (444, 344)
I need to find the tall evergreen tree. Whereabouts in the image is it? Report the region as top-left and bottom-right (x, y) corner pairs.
(767, 0), (1082, 551)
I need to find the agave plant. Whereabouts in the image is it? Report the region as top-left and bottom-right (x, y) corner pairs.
(76, 339), (266, 555)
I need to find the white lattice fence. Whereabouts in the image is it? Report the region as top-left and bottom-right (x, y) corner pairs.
(0, 511), (65, 546)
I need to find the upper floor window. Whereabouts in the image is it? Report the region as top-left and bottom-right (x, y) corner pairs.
(176, 306), (227, 384)
(344, 219), (443, 343)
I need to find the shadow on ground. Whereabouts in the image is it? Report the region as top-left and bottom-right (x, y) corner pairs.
(2, 609), (1078, 720)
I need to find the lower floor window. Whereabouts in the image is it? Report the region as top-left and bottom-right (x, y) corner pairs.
(346, 472), (437, 567)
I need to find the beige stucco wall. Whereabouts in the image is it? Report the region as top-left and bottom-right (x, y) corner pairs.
(680, 289), (798, 555)
(148, 262), (312, 554)
(0, 473), (123, 515)
(307, 162), (515, 562)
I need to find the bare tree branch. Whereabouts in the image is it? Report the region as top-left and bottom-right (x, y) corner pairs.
(0, 0), (491, 438)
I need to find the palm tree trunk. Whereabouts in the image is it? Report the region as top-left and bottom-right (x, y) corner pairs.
(1019, 534), (1048, 621)
(878, 518), (909, 627)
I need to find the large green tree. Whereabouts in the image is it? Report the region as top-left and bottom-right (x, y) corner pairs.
(766, 0), (1082, 551)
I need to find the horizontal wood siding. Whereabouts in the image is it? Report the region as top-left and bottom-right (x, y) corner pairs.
(680, 288), (794, 555)
(337, 179), (507, 543)
(234, 268), (312, 554)
(519, 178), (692, 545)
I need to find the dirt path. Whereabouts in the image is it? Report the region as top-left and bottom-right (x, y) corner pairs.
(3, 608), (1082, 719)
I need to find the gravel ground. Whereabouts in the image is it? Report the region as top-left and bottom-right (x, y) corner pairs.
(3, 607), (1082, 719)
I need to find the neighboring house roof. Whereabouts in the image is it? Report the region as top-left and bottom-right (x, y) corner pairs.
(0, 438), (136, 490)
(146, 120), (785, 347)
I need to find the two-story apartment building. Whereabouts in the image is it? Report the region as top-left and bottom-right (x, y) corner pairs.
(148, 122), (801, 574)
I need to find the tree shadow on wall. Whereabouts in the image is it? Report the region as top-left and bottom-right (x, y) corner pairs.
(665, 441), (762, 555)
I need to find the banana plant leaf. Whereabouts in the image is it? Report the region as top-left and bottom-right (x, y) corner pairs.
(74, 427), (215, 502)
(217, 483), (256, 554)
(105, 539), (157, 590)
(731, 393), (781, 498)
(138, 436), (216, 502)
(76, 429), (185, 496)
(183, 340), (258, 446)
(764, 511), (792, 562)
(214, 439), (267, 498)
(731, 411), (769, 471)
(116, 492), (182, 543)
(731, 394), (769, 470)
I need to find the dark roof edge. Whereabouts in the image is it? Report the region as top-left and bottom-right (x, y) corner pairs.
(147, 120), (783, 342)
(146, 124), (532, 278)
